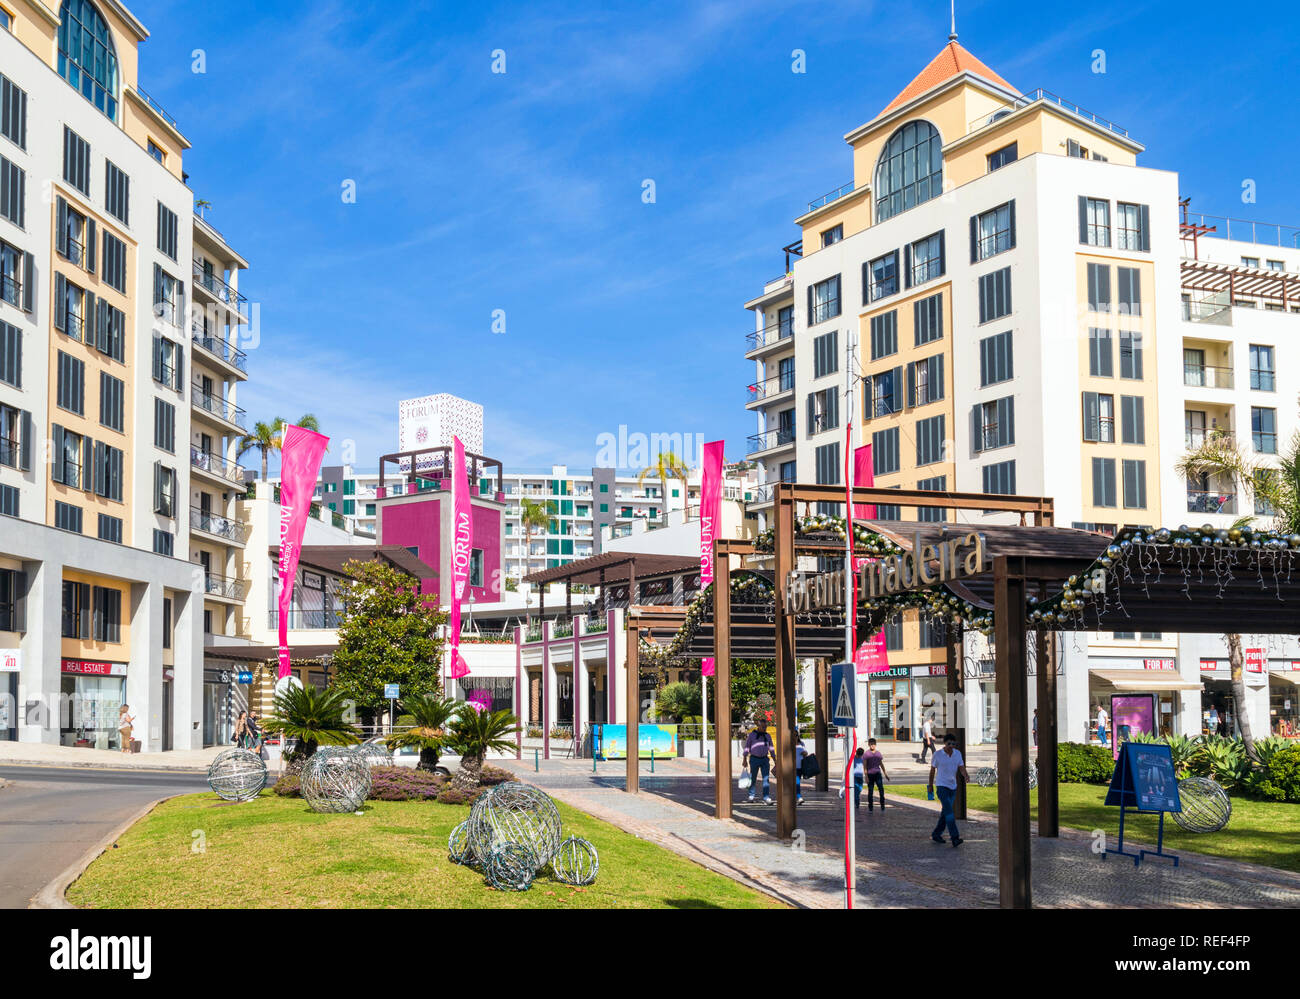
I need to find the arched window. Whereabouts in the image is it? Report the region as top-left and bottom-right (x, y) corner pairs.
(58, 0), (119, 122)
(873, 120), (942, 223)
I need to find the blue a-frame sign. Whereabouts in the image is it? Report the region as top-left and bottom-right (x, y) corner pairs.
(1102, 741), (1182, 867)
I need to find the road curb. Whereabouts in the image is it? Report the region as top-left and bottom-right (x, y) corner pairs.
(0, 759), (208, 774)
(29, 794), (184, 910)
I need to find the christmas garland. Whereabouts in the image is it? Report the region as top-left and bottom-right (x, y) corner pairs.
(751, 513), (905, 556)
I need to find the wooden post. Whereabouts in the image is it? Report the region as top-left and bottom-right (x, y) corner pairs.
(994, 556), (1031, 909)
(773, 487), (798, 839)
(625, 617), (640, 794)
(565, 579), (572, 623)
(946, 622), (967, 820)
(1036, 625), (1060, 837)
(814, 659), (829, 792)
(713, 548), (732, 819)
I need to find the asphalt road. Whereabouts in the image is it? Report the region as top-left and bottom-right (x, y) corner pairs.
(0, 765), (208, 908)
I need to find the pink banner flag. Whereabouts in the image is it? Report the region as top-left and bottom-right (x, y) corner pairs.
(697, 441), (724, 678)
(277, 425), (330, 679)
(851, 443), (889, 674)
(446, 436), (472, 681)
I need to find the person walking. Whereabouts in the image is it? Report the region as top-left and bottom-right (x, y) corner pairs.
(793, 731), (807, 805)
(846, 747), (865, 810)
(919, 715), (936, 763)
(117, 704), (135, 753)
(928, 732), (968, 846)
(233, 710), (249, 749)
(247, 711), (264, 756)
(1032, 708), (1039, 748)
(1207, 703), (1220, 737)
(864, 737), (888, 811)
(1096, 703), (1110, 747)
(743, 720), (774, 805)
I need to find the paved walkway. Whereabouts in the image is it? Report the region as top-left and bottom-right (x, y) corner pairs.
(498, 761), (1300, 909)
(0, 741), (228, 771)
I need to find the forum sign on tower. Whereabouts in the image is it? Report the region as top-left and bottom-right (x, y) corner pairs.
(397, 394), (484, 473)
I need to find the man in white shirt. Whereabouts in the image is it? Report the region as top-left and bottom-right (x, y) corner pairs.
(927, 733), (968, 847)
(1096, 704), (1110, 747)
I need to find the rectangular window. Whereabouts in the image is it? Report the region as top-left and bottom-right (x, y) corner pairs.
(1116, 202), (1149, 251)
(1122, 459), (1147, 509)
(0, 320), (20, 387)
(54, 272), (86, 340)
(147, 140), (165, 164)
(821, 224), (843, 247)
(0, 238), (29, 309)
(806, 386), (839, 434)
(1087, 262), (1111, 312)
(92, 442), (123, 501)
(915, 414), (945, 467)
(54, 501), (83, 534)
(866, 251), (899, 301)
(982, 460), (1016, 495)
(987, 142), (1018, 172)
(157, 202), (179, 260)
(972, 201), (1015, 261)
(869, 310), (898, 360)
(1080, 197), (1110, 246)
(1249, 344), (1275, 391)
(978, 267), (1012, 323)
(907, 231), (944, 287)
(913, 293), (943, 345)
(104, 162), (130, 224)
(1241, 256), (1259, 268)
(153, 265), (184, 326)
(0, 73), (27, 149)
(873, 427), (900, 475)
(1253, 407), (1278, 454)
(56, 351), (85, 415)
(63, 126), (90, 195)
(1092, 457), (1117, 508)
(809, 274), (840, 324)
(154, 463), (176, 517)
(1088, 327), (1113, 377)
(62, 580), (90, 637)
(0, 483), (17, 518)
(813, 329), (839, 378)
(977, 396), (1016, 451)
(92, 299), (125, 362)
(56, 197), (90, 268)
(1082, 391), (1116, 443)
(865, 366), (903, 418)
(0, 154), (24, 227)
(51, 425), (85, 488)
(1117, 266), (1142, 316)
(884, 617), (903, 650)
(101, 231), (127, 293)
(916, 475), (947, 522)
(1120, 395), (1146, 445)
(920, 616), (949, 649)
(0, 401), (28, 470)
(99, 372), (124, 432)
(814, 442), (841, 485)
(154, 398), (175, 452)
(907, 353), (944, 407)
(979, 330), (1013, 386)
(153, 529), (174, 556)
(1119, 331), (1144, 379)
(97, 513), (123, 544)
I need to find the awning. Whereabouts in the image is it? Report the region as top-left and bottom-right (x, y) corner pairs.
(1091, 669), (1202, 692)
(1268, 671), (1300, 687)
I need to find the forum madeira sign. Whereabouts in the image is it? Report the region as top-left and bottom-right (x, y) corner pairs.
(784, 531), (988, 614)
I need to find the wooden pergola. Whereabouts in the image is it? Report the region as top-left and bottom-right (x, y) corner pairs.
(620, 482), (1300, 908)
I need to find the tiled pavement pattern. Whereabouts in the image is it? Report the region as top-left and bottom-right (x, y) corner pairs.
(500, 760), (1300, 909)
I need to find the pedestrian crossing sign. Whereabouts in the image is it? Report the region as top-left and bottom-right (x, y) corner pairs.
(831, 662), (856, 726)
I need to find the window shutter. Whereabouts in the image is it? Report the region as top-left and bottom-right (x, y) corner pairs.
(969, 215), (978, 263)
(936, 355), (945, 402)
(19, 410), (32, 471)
(903, 243), (913, 289)
(829, 387), (839, 428)
(861, 376), (872, 421)
(906, 361), (916, 409)
(971, 405), (982, 454)
(1078, 196), (1088, 244)
(1138, 204), (1150, 252)
(96, 298), (108, 353)
(937, 230), (946, 274)
(890, 365), (903, 413)
(1083, 392), (1098, 441)
(806, 393), (815, 433)
(85, 218), (96, 273)
(56, 197), (68, 257)
(153, 264), (162, 311)
(21, 252), (34, 313)
(1008, 200), (1017, 249)
(93, 441), (104, 495)
(13, 571), (26, 633)
(979, 338), (989, 386)
(154, 461), (162, 513)
(806, 285), (812, 325)
(79, 582), (91, 640)
(152, 333), (163, 382)
(85, 291), (95, 344)
(1092, 458), (1103, 506)
(52, 425), (65, 483)
(999, 396), (1015, 446)
(83, 435), (94, 493)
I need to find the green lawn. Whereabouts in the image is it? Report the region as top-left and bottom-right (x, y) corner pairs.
(893, 784), (1300, 873)
(67, 792), (783, 909)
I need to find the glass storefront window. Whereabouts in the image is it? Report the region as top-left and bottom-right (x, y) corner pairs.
(60, 674), (126, 749)
(1269, 677), (1299, 737)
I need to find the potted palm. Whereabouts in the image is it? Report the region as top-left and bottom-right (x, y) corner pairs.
(261, 685), (360, 773)
(385, 693), (457, 773)
(447, 706), (521, 790)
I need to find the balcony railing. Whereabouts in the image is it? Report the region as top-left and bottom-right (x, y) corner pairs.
(806, 181), (856, 214)
(585, 612), (608, 635)
(190, 505), (250, 543)
(1182, 296), (1232, 325)
(1180, 211), (1300, 249)
(746, 428), (796, 455)
(135, 86), (180, 130)
(63, 310), (86, 342)
(746, 317), (794, 352)
(1250, 369), (1276, 392)
(191, 324), (248, 371)
(1183, 365), (1234, 390)
(191, 381), (247, 428)
(1254, 432), (1278, 454)
(192, 262), (250, 319)
(1187, 490), (1237, 515)
(810, 297), (841, 325)
(0, 273), (20, 308)
(269, 608), (343, 630)
(967, 88), (1130, 139)
(747, 372), (796, 403)
(1185, 428), (1234, 450)
(202, 571), (247, 600)
(190, 446), (246, 485)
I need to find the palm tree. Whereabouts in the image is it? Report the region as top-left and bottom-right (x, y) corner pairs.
(637, 449), (692, 520)
(1176, 428), (1300, 761)
(519, 497), (549, 596)
(237, 414), (323, 484)
(262, 684), (361, 765)
(385, 693), (457, 772)
(447, 706), (520, 790)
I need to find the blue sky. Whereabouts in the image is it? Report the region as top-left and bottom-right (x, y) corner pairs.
(129, 0), (1300, 473)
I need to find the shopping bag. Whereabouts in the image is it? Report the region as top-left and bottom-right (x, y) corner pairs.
(738, 773), (752, 791)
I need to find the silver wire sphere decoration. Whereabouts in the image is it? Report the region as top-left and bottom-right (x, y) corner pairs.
(485, 843), (538, 892)
(1171, 776), (1232, 833)
(551, 836), (599, 886)
(207, 748), (267, 802)
(467, 782), (563, 870)
(300, 750), (372, 812)
(1028, 760), (1039, 790)
(353, 742), (393, 770)
(448, 820), (475, 866)
(972, 766), (997, 787)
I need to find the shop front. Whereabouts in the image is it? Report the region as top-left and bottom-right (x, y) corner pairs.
(911, 663), (948, 739)
(1087, 658), (1198, 743)
(1268, 661), (1300, 738)
(1, 647), (18, 741)
(60, 659), (128, 749)
(868, 667), (911, 741)
(203, 667), (235, 747)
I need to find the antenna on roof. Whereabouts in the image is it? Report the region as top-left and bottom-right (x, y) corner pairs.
(949, 0), (958, 41)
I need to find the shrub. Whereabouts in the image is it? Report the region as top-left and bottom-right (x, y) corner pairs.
(1057, 742), (1115, 784)
(368, 766), (445, 801)
(437, 783), (486, 806)
(525, 726), (544, 739)
(1247, 745), (1300, 802)
(272, 774), (301, 797)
